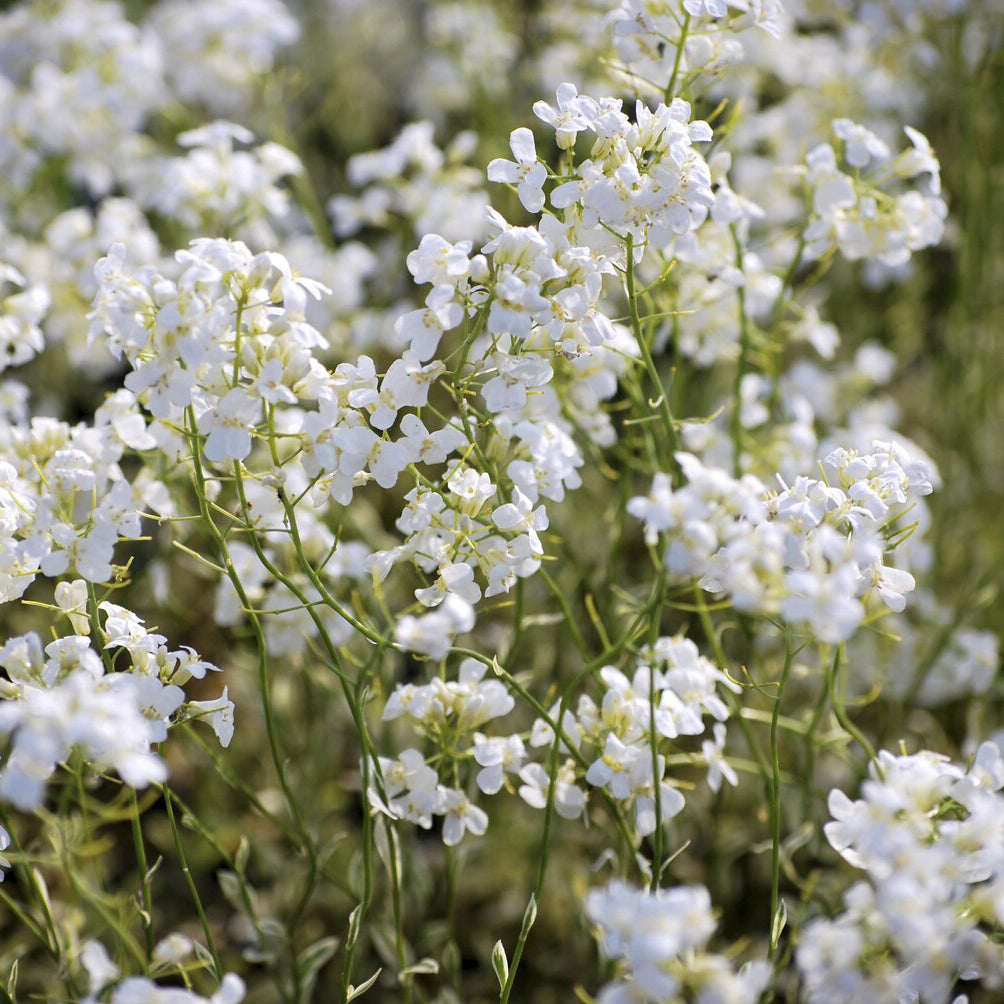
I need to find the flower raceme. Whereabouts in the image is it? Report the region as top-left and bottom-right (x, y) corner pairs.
(630, 441), (935, 643)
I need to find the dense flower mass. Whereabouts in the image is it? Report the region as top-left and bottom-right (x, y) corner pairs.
(798, 746), (1004, 1002)
(0, 0), (999, 1000)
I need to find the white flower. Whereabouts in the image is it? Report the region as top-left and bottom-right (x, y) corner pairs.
(188, 688), (235, 748)
(702, 723), (738, 793)
(394, 596), (475, 660)
(406, 234), (472, 287)
(152, 932), (195, 965)
(833, 119), (891, 169)
(415, 561), (482, 608)
(487, 128), (547, 214)
(201, 388), (261, 464)
(517, 761), (586, 819)
(395, 286), (464, 362)
(439, 787), (488, 846)
(533, 83), (593, 150)
(473, 733), (526, 794)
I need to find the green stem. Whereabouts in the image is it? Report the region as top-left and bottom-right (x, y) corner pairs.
(496, 572), (671, 999)
(185, 410), (312, 854)
(768, 632), (795, 961)
(625, 234), (681, 478)
(163, 786), (223, 979)
(130, 789), (155, 963)
(800, 673), (831, 820)
(827, 646), (879, 768)
(184, 410), (315, 1003)
(647, 572), (667, 891)
(231, 474), (393, 1001)
(387, 824), (412, 1004)
(0, 807), (72, 992)
(664, 14), (692, 102)
(730, 226), (750, 477)
(692, 587), (771, 784)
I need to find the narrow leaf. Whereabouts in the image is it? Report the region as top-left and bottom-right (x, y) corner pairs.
(346, 968), (382, 1000)
(771, 898), (787, 949)
(491, 940), (508, 991)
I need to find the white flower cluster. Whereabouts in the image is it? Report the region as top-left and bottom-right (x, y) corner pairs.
(0, 263), (49, 371)
(586, 880), (770, 1003)
(630, 440), (935, 642)
(533, 85), (715, 255)
(88, 238), (476, 549)
(0, 0), (299, 199)
(0, 400), (155, 600)
(804, 120), (946, 267)
(372, 658), (515, 845)
(127, 121), (302, 245)
(610, 0), (784, 98)
(574, 637), (739, 835)
(329, 122), (489, 244)
(375, 637), (739, 848)
(147, 0), (298, 116)
(915, 626), (1000, 707)
(0, 0), (165, 196)
(18, 198), (161, 376)
(664, 150), (783, 368)
(81, 938), (245, 1004)
(0, 602), (229, 811)
(798, 745), (1004, 1003)
(376, 468), (549, 638)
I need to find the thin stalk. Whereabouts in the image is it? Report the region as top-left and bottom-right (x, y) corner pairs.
(130, 789), (155, 963)
(729, 226), (750, 477)
(163, 786), (223, 980)
(230, 474), (393, 1000)
(827, 646), (879, 768)
(387, 824), (412, 1004)
(184, 410), (315, 1003)
(765, 236), (806, 416)
(647, 572), (667, 891)
(341, 721), (376, 1003)
(185, 411), (312, 855)
(692, 587), (771, 783)
(0, 807), (71, 991)
(498, 727), (559, 1004)
(768, 633), (795, 961)
(625, 234), (681, 477)
(664, 14), (692, 102)
(496, 572), (671, 998)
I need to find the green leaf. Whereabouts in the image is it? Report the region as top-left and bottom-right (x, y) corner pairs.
(399, 957), (438, 979)
(491, 940), (508, 992)
(346, 903), (364, 951)
(520, 894), (537, 937)
(346, 968), (382, 1000)
(234, 836), (250, 876)
(298, 936), (339, 1000)
(771, 898), (787, 950)
(216, 871), (246, 914)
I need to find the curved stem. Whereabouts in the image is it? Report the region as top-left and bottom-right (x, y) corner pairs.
(163, 785), (223, 979)
(827, 646), (879, 768)
(625, 234), (682, 479)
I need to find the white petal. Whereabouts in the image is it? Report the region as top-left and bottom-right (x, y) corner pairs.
(509, 127), (537, 165)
